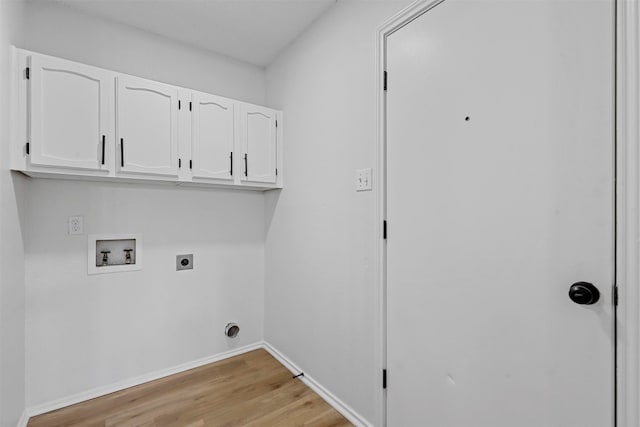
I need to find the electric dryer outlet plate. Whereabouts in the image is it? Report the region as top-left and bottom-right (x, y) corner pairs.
(176, 254), (193, 271)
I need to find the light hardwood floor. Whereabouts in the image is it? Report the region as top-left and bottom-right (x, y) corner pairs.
(28, 349), (353, 427)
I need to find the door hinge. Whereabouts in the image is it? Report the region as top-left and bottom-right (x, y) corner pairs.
(25, 142), (30, 155)
(614, 285), (619, 306)
(383, 369), (387, 389)
(189, 159), (192, 169)
(384, 71), (387, 91)
(25, 67), (30, 80)
(178, 158), (182, 168)
(178, 100), (181, 110)
(383, 220), (387, 239)
(276, 120), (278, 128)
(276, 168), (278, 176)
(189, 102), (192, 111)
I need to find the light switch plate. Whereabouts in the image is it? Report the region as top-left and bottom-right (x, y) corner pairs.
(356, 168), (373, 192)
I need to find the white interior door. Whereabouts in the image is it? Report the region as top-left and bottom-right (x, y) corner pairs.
(29, 54), (113, 172)
(116, 75), (179, 177)
(240, 104), (277, 183)
(192, 92), (234, 181)
(386, 1), (614, 426)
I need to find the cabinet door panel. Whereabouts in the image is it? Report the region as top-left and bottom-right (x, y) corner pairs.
(117, 76), (178, 177)
(29, 54), (112, 172)
(192, 93), (234, 181)
(240, 105), (276, 183)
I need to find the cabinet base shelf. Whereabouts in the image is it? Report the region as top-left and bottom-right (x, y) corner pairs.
(14, 169), (283, 191)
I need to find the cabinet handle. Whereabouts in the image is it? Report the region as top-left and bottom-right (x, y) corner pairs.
(120, 138), (124, 167)
(230, 152), (233, 176)
(244, 153), (248, 177)
(101, 135), (105, 165)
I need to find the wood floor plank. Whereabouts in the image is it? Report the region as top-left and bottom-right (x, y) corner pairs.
(28, 349), (353, 427)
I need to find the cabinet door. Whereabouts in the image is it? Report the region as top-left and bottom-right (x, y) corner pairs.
(240, 104), (277, 183)
(28, 54), (113, 172)
(116, 75), (179, 177)
(191, 92), (234, 181)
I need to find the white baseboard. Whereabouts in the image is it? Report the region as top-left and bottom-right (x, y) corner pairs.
(262, 342), (372, 427)
(16, 409), (29, 427)
(26, 342), (263, 419)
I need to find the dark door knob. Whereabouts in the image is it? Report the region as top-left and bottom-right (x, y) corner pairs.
(569, 282), (600, 305)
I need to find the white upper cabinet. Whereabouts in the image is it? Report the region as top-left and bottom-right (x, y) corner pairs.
(28, 54), (113, 172)
(191, 92), (234, 181)
(240, 104), (277, 184)
(15, 49), (281, 190)
(116, 75), (179, 177)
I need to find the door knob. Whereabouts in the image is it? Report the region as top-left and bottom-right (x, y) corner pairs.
(568, 282), (600, 305)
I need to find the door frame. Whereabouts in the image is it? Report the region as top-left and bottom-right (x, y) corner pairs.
(374, 1), (639, 426)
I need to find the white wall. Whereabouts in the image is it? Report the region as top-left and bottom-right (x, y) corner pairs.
(22, 0), (265, 105)
(264, 1), (409, 425)
(24, 182), (265, 406)
(21, 1), (267, 407)
(0, 0), (27, 425)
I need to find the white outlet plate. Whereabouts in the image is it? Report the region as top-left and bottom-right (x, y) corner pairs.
(356, 168), (373, 192)
(68, 216), (84, 235)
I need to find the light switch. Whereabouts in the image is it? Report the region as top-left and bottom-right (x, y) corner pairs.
(356, 168), (373, 192)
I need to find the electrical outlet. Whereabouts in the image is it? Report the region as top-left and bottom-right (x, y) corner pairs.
(356, 168), (373, 192)
(68, 216), (84, 235)
(176, 254), (193, 271)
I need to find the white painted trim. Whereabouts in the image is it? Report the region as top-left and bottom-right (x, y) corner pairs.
(26, 342), (262, 419)
(262, 342), (372, 427)
(616, 0), (639, 426)
(375, 2), (446, 426)
(10, 46), (25, 172)
(16, 410), (29, 427)
(374, 16), (386, 427)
